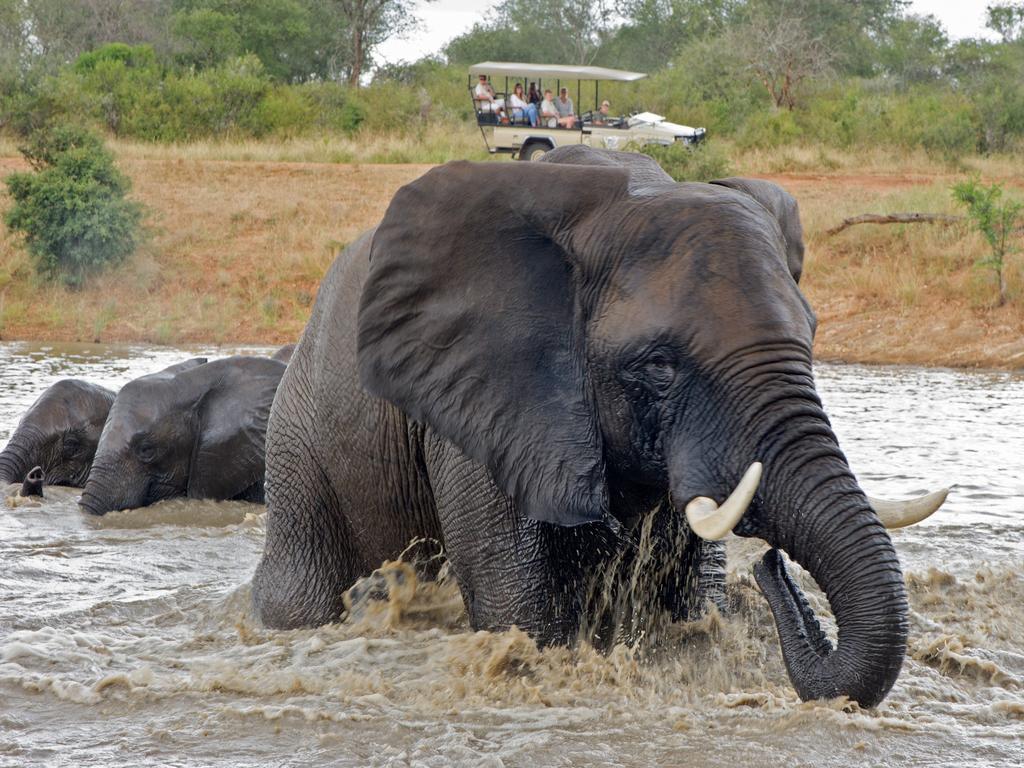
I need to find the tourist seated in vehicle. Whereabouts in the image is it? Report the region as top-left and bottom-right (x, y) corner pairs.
(474, 74), (505, 118)
(528, 82), (540, 105)
(593, 100), (612, 125)
(539, 89), (560, 127)
(509, 83), (539, 127)
(556, 87), (577, 129)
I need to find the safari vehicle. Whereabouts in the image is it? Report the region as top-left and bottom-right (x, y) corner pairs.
(469, 61), (706, 161)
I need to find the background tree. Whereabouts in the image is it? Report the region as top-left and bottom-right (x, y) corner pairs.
(445, 0), (612, 66)
(952, 178), (1023, 306)
(171, 0), (311, 80)
(733, 12), (832, 110)
(600, 0), (736, 71)
(336, 0), (420, 86)
(18, 0), (174, 67)
(878, 14), (948, 84)
(987, 2), (1024, 43)
(4, 124), (143, 287)
(747, 0), (906, 77)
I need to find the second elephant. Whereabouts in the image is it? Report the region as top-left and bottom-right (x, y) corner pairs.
(79, 356), (286, 515)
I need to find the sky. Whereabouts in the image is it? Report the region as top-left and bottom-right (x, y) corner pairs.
(375, 0), (998, 67)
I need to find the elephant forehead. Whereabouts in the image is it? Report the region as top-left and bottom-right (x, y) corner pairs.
(595, 246), (813, 356)
(105, 385), (171, 433)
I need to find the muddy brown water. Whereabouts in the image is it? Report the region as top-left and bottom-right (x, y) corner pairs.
(0, 342), (1021, 767)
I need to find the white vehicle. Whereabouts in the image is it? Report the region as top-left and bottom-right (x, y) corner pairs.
(469, 61), (706, 161)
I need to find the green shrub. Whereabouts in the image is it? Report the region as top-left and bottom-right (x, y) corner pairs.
(639, 141), (732, 182)
(4, 125), (143, 287)
(73, 43), (159, 74)
(245, 85), (315, 138)
(734, 109), (802, 149)
(952, 177), (1023, 306)
(886, 91), (979, 160)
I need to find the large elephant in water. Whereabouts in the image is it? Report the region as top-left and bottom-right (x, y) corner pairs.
(79, 356), (286, 515)
(252, 158), (947, 707)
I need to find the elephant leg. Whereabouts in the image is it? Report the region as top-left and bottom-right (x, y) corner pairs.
(424, 432), (618, 645)
(251, 391), (367, 630)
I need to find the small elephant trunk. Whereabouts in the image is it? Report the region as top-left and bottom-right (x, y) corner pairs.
(0, 437), (34, 486)
(20, 466), (45, 497)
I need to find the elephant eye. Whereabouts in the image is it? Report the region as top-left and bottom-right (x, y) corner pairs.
(135, 441), (157, 464)
(643, 355), (677, 389)
(623, 347), (677, 392)
(63, 434), (81, 452)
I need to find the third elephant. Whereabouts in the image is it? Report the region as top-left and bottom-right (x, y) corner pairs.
(79, 356), (286, 516)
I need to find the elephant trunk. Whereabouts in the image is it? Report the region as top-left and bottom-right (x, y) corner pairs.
(713, 353), (907, 707)
(79, 463), (138, 516)
(0, 436), (35, 485)
(751, 453), (907, 707)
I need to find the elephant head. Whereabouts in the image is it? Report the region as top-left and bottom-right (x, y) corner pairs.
(0, 379), (116, 488)
(357, 160), (946, 707)
(79, 356), (283, 515)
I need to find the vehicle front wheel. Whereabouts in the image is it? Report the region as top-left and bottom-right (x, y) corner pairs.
(519, 142), (550, 162)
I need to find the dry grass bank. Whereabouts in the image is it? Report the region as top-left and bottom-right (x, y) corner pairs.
(0, 142), (1021, 368)
(788, 174), (1024, 369)
(0, 156), (431, 344)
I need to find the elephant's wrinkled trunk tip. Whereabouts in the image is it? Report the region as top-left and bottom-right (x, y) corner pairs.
(20, 466), (44, 498)
(754, 508), (908, 709)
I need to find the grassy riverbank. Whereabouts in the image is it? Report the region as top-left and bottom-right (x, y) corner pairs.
(0, 141), (1021, 368)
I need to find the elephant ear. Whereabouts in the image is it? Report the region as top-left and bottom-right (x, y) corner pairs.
(710, 177), (805, 283)
(358, 161), (630, 527)
(186, 358), (283, 501)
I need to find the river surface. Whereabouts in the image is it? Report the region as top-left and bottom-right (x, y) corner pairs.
(0, 342), (1021, 767)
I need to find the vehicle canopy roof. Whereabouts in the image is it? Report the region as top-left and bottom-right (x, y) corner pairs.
(469, 62), (646, 82)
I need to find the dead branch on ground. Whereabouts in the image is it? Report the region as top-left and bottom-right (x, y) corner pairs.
(826, 212), (965, 237)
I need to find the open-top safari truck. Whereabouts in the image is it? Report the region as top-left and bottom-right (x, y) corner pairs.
(469, 61), (706, 161)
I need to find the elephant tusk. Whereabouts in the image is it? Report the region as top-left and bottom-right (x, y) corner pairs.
(685, 462), (763, 540)
(867, 488), (949, 529)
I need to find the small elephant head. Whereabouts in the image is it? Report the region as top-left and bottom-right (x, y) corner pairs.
(79, 356), (283, 516)
(357, 159), (933, 708)
(0, 379), (116, 488)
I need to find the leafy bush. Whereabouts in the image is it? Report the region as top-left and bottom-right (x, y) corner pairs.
(639, 141), (732, 182)
(4, 125), (143, 287)
(73, 42), (159, 74)
(885, 91), (979, 160)
(952, 177), (1023, 305)
(246, 86), (315, 138)
(734, 109), (802, 150)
